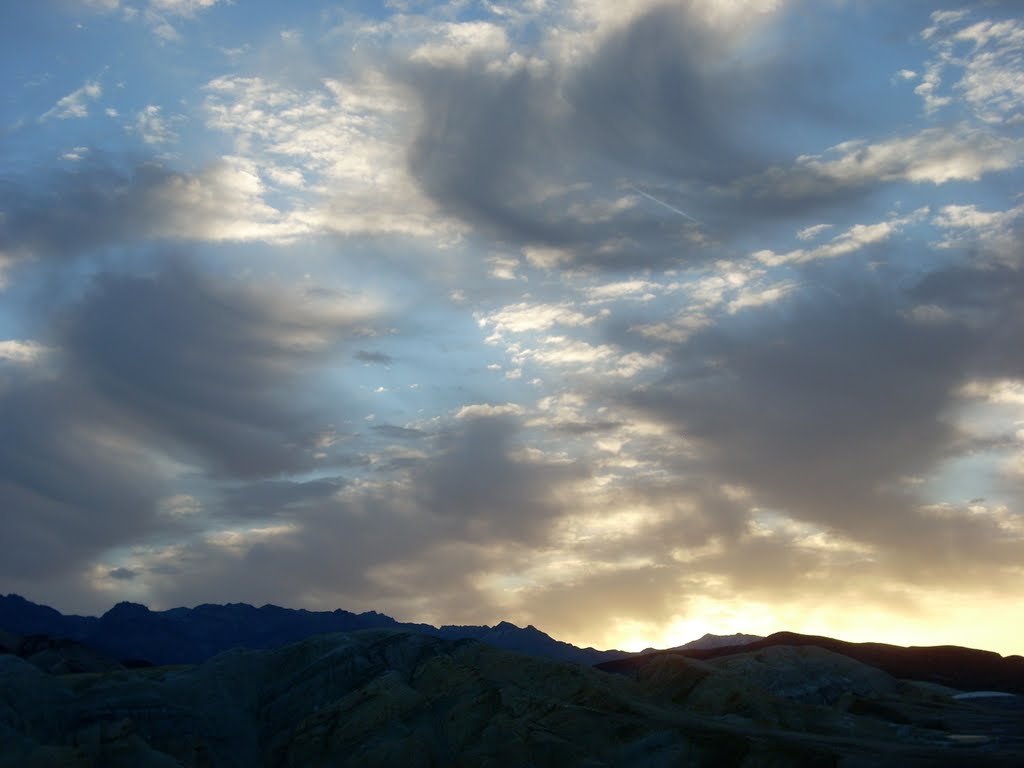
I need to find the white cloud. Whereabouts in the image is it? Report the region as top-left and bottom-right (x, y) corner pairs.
(455, 403), (525, 419)
(960, 378), (1024, 406)
(726, 282), (795, 313)
(41, 80), (102, 120)
(62, 146), (90, 161)
(487, 254), (525, 281)
(264, 165), (305, 189)
(132, 105), (179, 145)
(754, 213), (924, 266)
(205, 524), (299, 552)
(509, 336), (662, 378)
(479, 302), (594, 337)
(522, 336), (616, 368)
(410, 21), (510, 66)
(932, 202), (1024, 263)
(522, 245), (575, 269)
(0, 340), (53, 366)
(203, 75), (458, 241)
(611, 351), (664, 378)
(630, 314), (711, 344)
(919, 12), (1024, 123)
(149, 156), (313, 243)
(148, 0), (219, 17)
(743, 126), (1023, 198)
(582, 279), (658, 303)
(796, 223), (832, 241)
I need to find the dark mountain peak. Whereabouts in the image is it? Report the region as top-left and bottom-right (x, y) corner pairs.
(1, 593), (63, 616)
(103, 601), (152, 619)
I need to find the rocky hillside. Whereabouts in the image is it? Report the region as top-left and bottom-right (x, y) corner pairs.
(3, 629), (1024, 767)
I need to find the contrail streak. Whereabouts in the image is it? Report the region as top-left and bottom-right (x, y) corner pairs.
(628, 184), (700, 224)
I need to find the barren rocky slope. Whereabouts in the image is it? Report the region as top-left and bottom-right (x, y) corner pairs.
(3, 629), (1023, 767)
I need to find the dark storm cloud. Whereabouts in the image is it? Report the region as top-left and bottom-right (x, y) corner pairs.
(415, 416), (587, 542)
(402, 2), (874, 268)
(0, 162), (175, 263)
(218, 478), (346, 519)
(625, 267), (1024, 579)
(145, 415), (588, 621)
(911, 262), (1024, 378)
(0, 261), (374, 591)
(60, 265), (354, 477)
(565, 5), (756, 184)
(0, 369), (170, 582)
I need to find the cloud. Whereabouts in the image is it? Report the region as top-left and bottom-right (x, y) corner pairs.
(88, 414), (589, 625)
(626, 261), (1024, 585)
(40, 80), (102, 120)
(132, 105), (179, 145)
(739, 126), (1023, 200)
(0, 370), (172, 584)
(455, 403), (525, 420)
(0, 260), (387, 598)
(478, 302), (594, 337)
(372, 425), (427, 439)
(202, 75), (457, 241)
(919, 10), (1024, 123)
(0, 159), (315, 273)
(355, 349), (394, 365)
(57, 265), (379, 477)
(0, 340), (53, 366)
(796, 223), (832, 241)
(409, 21), (510, 67)
(754, 211), (925, 266)
(932, 202), (1024, 264)
(401, 2), (808, 269)
(148, 0), (219, 15)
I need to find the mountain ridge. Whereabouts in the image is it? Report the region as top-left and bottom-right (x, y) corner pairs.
(0, 593), (630, 667)
(598, 630), (1024, 695)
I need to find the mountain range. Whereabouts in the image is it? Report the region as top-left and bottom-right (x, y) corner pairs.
(0, 594), (643, 667)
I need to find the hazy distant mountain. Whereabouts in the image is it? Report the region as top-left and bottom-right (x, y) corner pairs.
(3, 629), (1023, 766)
(0, 594), (626, 667)
(677, 632), (763, 651)
(599, 630), (1024, 696)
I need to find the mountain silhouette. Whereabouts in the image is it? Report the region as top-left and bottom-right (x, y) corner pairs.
(598, 630), (1024, 695)
(0, 594), (626, 667)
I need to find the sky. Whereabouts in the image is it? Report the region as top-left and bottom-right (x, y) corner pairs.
(1, 0), (1023, 655)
